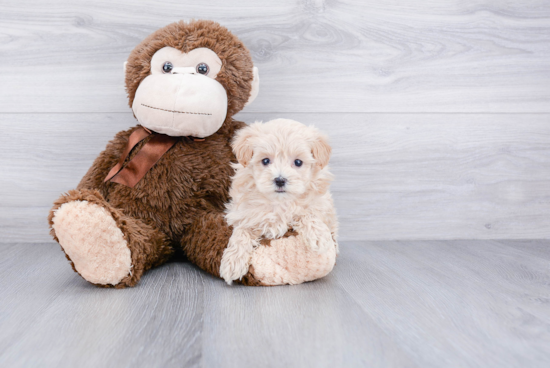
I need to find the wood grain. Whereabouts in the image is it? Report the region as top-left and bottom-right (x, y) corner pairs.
(0, 243), (205, 367)
(2, 112), (549, 242)
(334, 240), (550, 368)
(200, 274), (415, 368)
(1, 241), (549, 367)
(0, 0), (549, 113)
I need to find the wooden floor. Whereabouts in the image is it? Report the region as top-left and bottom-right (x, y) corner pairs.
(1, 240), (549, 368)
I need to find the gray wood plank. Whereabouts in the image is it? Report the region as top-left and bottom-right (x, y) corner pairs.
(0, 242), (76, 355)
(199, 274), (417, 368)
(1, 241), (549, 368)
(0, 0), (549, 113)
(0, 243), (205, 368)
(495, 239), (550, 261)
(2, 112), (549, 242)
(333, 240), (550, 368)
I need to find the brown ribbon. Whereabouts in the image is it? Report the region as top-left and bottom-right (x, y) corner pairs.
(104, 126), (179, 188)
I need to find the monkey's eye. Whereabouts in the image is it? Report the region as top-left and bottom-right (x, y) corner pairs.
(294, 159), (303, 167)
(262, 158), (270, 166)
(196, 63), (209, 75)
(162, 62), (173, 73)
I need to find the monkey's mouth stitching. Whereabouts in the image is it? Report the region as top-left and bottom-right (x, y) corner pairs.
(141, 103), (212, 116)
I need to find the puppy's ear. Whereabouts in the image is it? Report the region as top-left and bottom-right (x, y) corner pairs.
(311, 131), (332, 168)
(232, 124), (257, 166)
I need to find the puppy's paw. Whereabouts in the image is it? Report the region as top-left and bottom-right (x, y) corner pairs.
(305, 234), (321, 252)
(307, 233), (333, 253)
(297, 222), (333, 253)
(220, 233), (255, 285)
(293, 217), (333, 253)
(315, 229), (334, 253)
(220, 253), (250, 285)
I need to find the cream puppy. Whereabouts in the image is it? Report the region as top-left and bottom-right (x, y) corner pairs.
(220, 119), (338, 284)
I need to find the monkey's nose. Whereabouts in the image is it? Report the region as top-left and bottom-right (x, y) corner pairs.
(171, 67), (196, 74)
(274, 177), (287, 188)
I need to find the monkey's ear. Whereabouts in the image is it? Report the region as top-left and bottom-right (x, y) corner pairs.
(244, 67), (260, 106)
(311, 131), (332, 168)
(232, 124), (258, 166)
(123, 61), (128, 74)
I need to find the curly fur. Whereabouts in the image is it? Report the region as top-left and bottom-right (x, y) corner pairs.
(219, 119), (339, 284)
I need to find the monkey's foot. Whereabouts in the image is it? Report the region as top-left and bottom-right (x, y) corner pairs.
(245, 233), (337, 286)
(51, 200), (132, 286)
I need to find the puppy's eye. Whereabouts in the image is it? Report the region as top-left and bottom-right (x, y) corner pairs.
(162, 61), (173, 73)
(294, 159), (303, 167)
(262, 158), (270, 166)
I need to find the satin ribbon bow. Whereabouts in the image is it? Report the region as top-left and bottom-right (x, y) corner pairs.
(104, 126), (181, 188)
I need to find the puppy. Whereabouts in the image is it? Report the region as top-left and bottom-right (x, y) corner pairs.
(219, 118), (338, 284)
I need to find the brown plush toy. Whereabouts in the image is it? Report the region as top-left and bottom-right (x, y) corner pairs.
(48, 20), (336, 288)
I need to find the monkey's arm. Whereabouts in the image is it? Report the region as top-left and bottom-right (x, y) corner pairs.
(181, 210), (338, 286)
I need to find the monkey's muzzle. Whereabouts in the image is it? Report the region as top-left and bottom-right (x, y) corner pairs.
(132, 73), (228, 138)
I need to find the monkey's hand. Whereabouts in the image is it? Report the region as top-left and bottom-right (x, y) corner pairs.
(220, 228), (258, 285)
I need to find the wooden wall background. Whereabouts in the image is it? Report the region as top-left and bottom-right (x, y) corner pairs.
(1, 0), (549, 242)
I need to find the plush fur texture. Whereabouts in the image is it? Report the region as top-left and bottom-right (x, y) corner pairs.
(250, 233), (337, 285)
(49, 20), (257, 288)
(52, 201), (132, 285)
(181, 210), (269, 286)
(49, 189), (173, 288)
(125, 20), (254, 120)
(219, 119), (339, 284)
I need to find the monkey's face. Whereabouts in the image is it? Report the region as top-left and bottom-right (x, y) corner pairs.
(132, 47), (228, 138)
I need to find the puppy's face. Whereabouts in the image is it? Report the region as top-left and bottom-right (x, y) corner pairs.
(250, 139), (313, 197)
(232, 119), (331, 199)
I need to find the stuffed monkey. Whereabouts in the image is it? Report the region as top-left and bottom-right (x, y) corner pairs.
(49, 20), (335, 288)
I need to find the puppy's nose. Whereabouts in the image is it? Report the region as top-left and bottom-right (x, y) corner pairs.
(274, 177), (287, 188)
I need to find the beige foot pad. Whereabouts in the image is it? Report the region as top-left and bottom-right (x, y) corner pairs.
(250, 235), (336, 286)
(52, 200), (132, 285)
